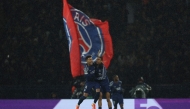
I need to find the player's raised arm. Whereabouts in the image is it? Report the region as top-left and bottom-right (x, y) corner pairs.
(94, 50), (105, 61)
(98, 50), (105, 58)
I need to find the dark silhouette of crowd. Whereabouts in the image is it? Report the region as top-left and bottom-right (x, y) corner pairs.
(108, 0), (190, 86)
(0, 0), (190, 98)
(0, 0), (72, 86)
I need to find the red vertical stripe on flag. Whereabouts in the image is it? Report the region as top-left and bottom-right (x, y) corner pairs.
(91, 19), (113, 68)
(63, 0), (81, 77)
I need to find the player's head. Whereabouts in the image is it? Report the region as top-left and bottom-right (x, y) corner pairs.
(85, 55), (93, 65)
(96, 56), (103, 64)
(113, 75), (119, 81)
(80, 81), (85, 87)
(138, 77), (144, 83)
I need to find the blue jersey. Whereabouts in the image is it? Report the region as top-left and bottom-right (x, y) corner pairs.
(84, 64), (96, 82)
(83, 64), (100, 93)
(109, 81), (123, 95)
(94, 63), (110, 93)
(110, 81), (124, 105)
(94, 63), (107, 80)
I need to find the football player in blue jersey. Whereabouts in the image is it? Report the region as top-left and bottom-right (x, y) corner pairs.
(75, 55), (100, 109)
(109, 75), (124, 109)
(95, 56), (112, 109)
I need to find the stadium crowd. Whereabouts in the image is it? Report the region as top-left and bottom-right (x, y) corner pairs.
(0, 0), (190, 98)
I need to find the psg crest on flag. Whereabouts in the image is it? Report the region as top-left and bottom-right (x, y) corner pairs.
(71, 8), (105, 64)
(63, 0), (113, 77)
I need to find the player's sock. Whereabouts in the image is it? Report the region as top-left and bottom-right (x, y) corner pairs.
(109, 107), (112, 109)
(93, 92), (100, 103)
(98, 107), (102, 109)
(78, 96), (86, 105)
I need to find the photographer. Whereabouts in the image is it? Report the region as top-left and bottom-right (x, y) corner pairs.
(71, 80), (85, 99)
(129, 77), (151, 98)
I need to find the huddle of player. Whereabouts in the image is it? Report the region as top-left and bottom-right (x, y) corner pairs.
(76, 52), (124, 109)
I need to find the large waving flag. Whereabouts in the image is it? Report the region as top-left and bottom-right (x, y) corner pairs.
(63, 0), (113, 77)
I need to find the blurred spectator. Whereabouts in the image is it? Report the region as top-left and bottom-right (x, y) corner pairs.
(71, 81), (85, 99)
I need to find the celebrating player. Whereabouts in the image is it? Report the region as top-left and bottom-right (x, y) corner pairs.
(75, 55), (100, 109)
(109, 75), (124, 109)
(95, 56), (112, 109)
